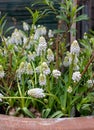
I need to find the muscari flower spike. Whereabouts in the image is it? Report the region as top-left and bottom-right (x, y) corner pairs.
(41, 62), (50, 75)
(47, 48), (54, 63)
(72, 71), (81, 82)
(28, 88), (45, 98)
(39, 73), (46, 86)
(0, 65), (5, 78)
(23, 22), (29, 31)
(70, 40), (80, 55)
(52, 69), (61, 79)
(26, 63), (33, 75)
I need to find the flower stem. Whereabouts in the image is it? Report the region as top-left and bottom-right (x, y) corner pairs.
(17, 81), (24, 108)
(68, 54), (75, 85)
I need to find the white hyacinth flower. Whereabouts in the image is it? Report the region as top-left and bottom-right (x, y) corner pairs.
(87, 80), (94, 88)
(34, 26), (46, 40)
(35, 66), (40, 73)
(26, 63), (33, 75)
(0, 93), (3, 102)
(52, 69), (61, 79)
(23, 22), (29, 31)
(40, 26), (47, 35)
(28, 36), (34, 45)
(41, 62), (50, 75)
(72, 71), (81, 82)
(83, 32), (88, 39)
(0, 49), (3, 56)
(10, 28), (22, 45)
(47, 49), (54, 63)
(73, 64), (79, 71)
(16, 62), (26, 78)
(28, 88), (45, 98)
(5, 36), (12, 46)
(48, 29), (54, 38)
(66, 51), (72, 65)
(0, 65), (5, 78)
(34, 31), (40, 40)
(23, 37), (31, 50)
(65, 51), (79, 66)
(70, 40), (80, 55)
(19, 62), (26, 74)
(28, 51), (36, 61)
(39, 73), (46, 86)
(37, 36), (47, 56)
(63, 56), (70, 67)
(67, 86), (72, 93)
(37, 44), (47, 56)
(23, 36), (28, 44)
(39, 36), (46, 44)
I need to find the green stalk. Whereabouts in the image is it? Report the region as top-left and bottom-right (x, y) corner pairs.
(67, 54), (75, 116)
(0, 96), (46, 106)
(17, 81), (24, 108)
(63, 86), (67, 108)
(46, 76), (50, 92)
(31, 61), (37, 85)
(68, 54), (75, 85)
(46, 93), (60, 105)
(21, 75), (25, 96)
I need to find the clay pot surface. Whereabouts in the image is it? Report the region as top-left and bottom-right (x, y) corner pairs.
(0, 114), (94, 130)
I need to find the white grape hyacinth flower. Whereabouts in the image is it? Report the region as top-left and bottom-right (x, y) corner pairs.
(0, 93), (3, 102)
(48, 29), (54, 38)
(87, 80), (94, 88)
(18, 62), (26, 74)
(67, 86), (72, 93)
(73, 64), (79, 71)
(72, 71), (81, 82)
(41, 62), (50, 75)
(26, 63), (33, 75)
(0, 65), (5, 78)
(28, 88), (45, 98)
(63, 56), (70, 67)
(39, 73), (46, 86)
(11, 28), (22, 45)
(40, 26), (47, 35)
(52, 69), (61, 79)
(37, 36), (47, 56)
(47, 48), (54, 63)
(28, 51), (36, 61)
(34, 26), (46, 40)
(23, 22), (29, 31)
(35, 66), (41, 73)
(70, 40), (80, 55)
(16, 62), (27, 79)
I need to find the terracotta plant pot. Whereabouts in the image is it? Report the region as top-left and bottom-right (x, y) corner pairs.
(0, 114), (94, 130)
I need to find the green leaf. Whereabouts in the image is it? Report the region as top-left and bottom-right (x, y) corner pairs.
(4, 26), (14, 35)
(77, 103), (81, 111)
(71, 6), (77, 17)
(81, 104), (91, 110)
(42, 108), (51, 118)
(50, 111), (64, 118)
(56, 15), (69, 24)
(0, 14), (7, 25)
(74, 14), (88, 22)
(76, 5), (85, 13)
(22, 107), (35, 118)
(70, 95), (80, 105)
(25, 7), (34, 17)
(1, 19), (7, 31)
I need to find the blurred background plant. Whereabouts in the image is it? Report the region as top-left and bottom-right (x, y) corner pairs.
(0, 0), (94, 118)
